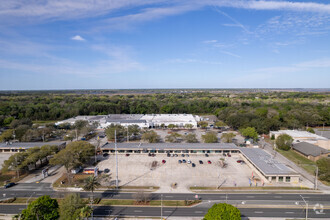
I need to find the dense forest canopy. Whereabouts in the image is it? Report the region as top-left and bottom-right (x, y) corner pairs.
(0, 90), (329, 134)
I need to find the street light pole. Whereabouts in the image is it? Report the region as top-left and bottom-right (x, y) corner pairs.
(161, 194), (163, 220)
(315, 166), (318, 190)
(115, 130), (119, 189)
(300, 195), (308, 220)
(26, 192), (35, 208)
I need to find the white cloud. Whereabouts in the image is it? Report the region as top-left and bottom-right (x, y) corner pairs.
(203, 40), (217, 44)
(71, 35), (85, 41)
(220, 51), (241, 58)
(252, 58), (330, 74)
(1, 1), (330, 26)
(167, 58), (222, 65)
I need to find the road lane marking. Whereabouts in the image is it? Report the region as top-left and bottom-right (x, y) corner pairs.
(164, 211), (172, 213)
(195, 211), (204, 213)
(247, 196), (255, 198)
(254, 211), (263, 213)
(285, 212), (295, 214)
(165, 196), (173, 198)
(274, 196), (282, 198)
(134, 210), (142, 213)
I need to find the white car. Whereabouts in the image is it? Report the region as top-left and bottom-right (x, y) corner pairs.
(187, 159), (191, 164)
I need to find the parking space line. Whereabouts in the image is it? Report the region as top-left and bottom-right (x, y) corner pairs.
(285, 212), (295, 214)
(194, 211), (204, 213)
(134, 210), (142, 213)
(254, 211), (263, 213)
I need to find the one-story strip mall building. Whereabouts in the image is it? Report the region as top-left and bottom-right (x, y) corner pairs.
(101, 142), (300, 184)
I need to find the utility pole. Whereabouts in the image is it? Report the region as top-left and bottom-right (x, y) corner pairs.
(315, 166), (318, 190)
(300, 195), (308, 220)
(115, 130), (119, 189)
(127, 126), (129, 143)
(15, 155), (19, 179)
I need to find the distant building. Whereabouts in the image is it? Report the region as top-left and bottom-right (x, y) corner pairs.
(270, 130), (330, 150)
(56, 114), (201, 129)
(292, 142), (330, 162)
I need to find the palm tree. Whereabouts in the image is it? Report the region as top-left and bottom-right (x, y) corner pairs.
(79, 206), (92, 219)
(83, 176), (100, 220)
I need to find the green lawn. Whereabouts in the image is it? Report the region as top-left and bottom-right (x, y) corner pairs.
(276, 149), (316, 175)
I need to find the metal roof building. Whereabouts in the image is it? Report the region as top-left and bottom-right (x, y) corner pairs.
(0, 142), (66, 153)
(101, 142), (299, 183)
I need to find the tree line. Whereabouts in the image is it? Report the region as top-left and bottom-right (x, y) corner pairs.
(0, 92), (329, 134)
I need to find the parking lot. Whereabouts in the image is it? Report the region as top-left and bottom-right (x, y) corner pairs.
(97, 153), (257, 193)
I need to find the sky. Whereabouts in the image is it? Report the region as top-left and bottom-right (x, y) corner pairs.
(0, 0), (330, 90)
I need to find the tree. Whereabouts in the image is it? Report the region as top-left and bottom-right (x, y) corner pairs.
(74, 120), (89, 140)
(168, 124), (175, 129)
(240, 127), (258, 141)
(203, 203), (241, 220)
(83, 176), (100, 219)
(20, 195), (59, 220)
(202, 131), (218, 143)
(198, 121), (208, 129)
(50, 141), (94, 181)
(165, 132), (182, 143)
(221, 133), (236, 143)
(276, 134), (293, 151)
(316, 158), (330, 182)
(184, 124), (193, 129)
(59, 193), (91, 220)
(215, 121), (227, 128)
(105, 124), (125, 140)
(0, 129), (14, 142)
(307, 127), (315, 134)
(184, 133), (198, 143)
(142, 130), (160, 143)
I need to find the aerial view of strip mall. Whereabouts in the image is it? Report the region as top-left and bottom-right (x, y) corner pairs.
(0, 1), (329, 220)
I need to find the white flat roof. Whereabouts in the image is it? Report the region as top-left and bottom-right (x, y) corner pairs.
(272, 130), (328, 140)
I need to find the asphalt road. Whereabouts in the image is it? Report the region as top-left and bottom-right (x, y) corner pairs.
(1, 183), (330, 218)
(0, 204), (329, 218)
(1, 184), (330, 203)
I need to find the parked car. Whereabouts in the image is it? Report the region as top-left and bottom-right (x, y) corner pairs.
(227, 154), (231, 157)
(199, 160), (203, 164)
(192, 163), (196, 167)
(237, 160), (243, 163)
(4, 182), (15, 189)
(174, 154), (178, 157)
(181, 154), (185, 157)
(103, 153), (109, 157)
(208, 160), (212, 164)
(182, 159), (186, 163)
(125, 153), (130, 157)
(205, 153), (209, 157)
(186, 154), (189, 157)
(162, 160), (166, 164)
(104, 168), (110, 173)
(187, 159), (191, 164)
(223, 153), (227, 157)
(178, 160), (182, 164)
(167, 153), (171, 157)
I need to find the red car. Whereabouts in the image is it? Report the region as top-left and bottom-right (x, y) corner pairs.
(227, 154), (231, 157)
(208, 160), (212, 164)
(162, 160), (166, 164)
(237, 160), (243, 163)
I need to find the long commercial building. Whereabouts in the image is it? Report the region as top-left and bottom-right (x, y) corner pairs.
(55, 114), (201, 129)
(101, 142), (299, 183)
(0, 142), (66, 153)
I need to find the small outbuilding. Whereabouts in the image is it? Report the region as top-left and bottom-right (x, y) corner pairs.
(292, 142), (330, 162)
